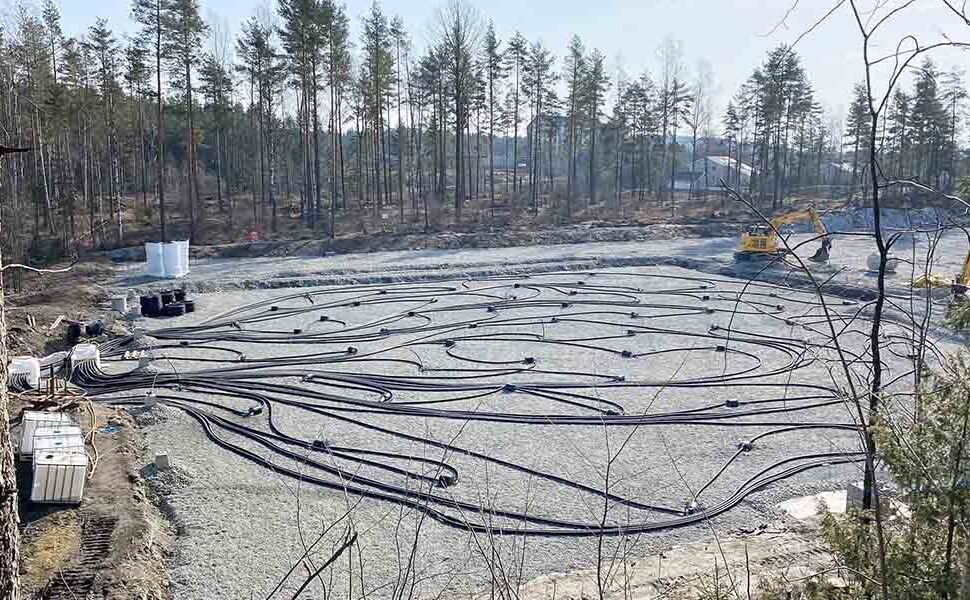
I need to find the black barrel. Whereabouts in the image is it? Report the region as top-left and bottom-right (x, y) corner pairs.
(174, 289), (186, 302)
(162, 302), (186, 317)
(66, 322), (82, 343)
(85, 319), (104, 336)
(160, 290), (176, 305)
(140, 294), (162, 317)
(183, 300), (195, 313)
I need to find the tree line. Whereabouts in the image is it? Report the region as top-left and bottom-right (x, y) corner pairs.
(0, 0), (967, 268)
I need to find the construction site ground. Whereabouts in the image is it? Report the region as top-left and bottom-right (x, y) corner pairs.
(10, 207), (965, 600)
(101, 210), (964, 599)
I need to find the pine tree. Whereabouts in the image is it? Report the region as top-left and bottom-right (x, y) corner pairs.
(523, 40), (555, 211)
(505, 31), (527, 198)
(131, 0), (168, 240)
(42, 0), (61, 83)
(162, 0), (207, 240)
(909, 59), (949, 188)
(278, 0), (321, 229)
(362, 2), (394, 218)
(326, 2), (352, 228)
(723, 99), (740, 183)
(436, 0), (481, 220)
(845, 82), (871, 201)
(886, 89), (910, 183)
(390, 17), (408, 223)
(86, 19), (122, 242)
(236, 17), (276, 230)
(585, 48), (609, 207)
(482, 21), (504, 216)
(740, 45), (815, 207)
(563, 35), (586, 215)
(941, 67), (966, 188)
(123, 39), (151, 211)
(198, 53), (232, 225)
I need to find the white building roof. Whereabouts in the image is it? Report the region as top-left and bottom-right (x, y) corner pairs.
(825, 161), (855, 173)
(694, 155), (757, 176)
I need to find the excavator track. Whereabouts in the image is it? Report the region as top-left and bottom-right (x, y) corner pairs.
(41, 515), (117, 600)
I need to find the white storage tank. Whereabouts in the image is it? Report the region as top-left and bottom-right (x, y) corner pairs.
(19, 411), (74, 459)
(32, 426), (85, 459)
(31, 450), (87, 504)
(163, 242), (184, 278)
(145, 242), (165, 278)
(10, 356), (41, 388)
(177, 240), (190, 275)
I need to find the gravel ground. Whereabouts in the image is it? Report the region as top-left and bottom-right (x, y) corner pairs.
(113, 225), (968, 302)
(98, 258), (948, 600)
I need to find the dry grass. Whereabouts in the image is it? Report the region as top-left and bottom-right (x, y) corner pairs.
(20, 511), (82, 594)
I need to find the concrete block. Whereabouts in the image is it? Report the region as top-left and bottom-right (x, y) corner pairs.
(154, 452), (171, 471)
(846, 481), (865, 509)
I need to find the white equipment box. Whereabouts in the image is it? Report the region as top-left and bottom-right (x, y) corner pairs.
(31, 450), (87, 504)
(32, 426), (85, 460)
(19, 412), (74, 460)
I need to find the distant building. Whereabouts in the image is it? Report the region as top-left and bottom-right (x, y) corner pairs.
(820, 161), (854, 185)
(526, 114), (567, 153)
(674, 156), (756, 191)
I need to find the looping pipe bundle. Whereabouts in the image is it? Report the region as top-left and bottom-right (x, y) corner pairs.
(72, 271), (922, 536)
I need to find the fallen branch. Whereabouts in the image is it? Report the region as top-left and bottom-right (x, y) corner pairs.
(1, 256), (77, 274)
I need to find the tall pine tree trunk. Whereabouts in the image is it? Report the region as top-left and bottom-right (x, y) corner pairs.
(395, 41), (404, 224)
(312, 59), (322, 232)
(155, 2), (166, 242)
(0, 177), (19, 599)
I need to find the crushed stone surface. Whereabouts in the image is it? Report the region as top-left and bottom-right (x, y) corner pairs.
(101, 252), (949, 599)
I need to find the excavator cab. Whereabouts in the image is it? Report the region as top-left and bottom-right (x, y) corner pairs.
(738, 225), (778, 254)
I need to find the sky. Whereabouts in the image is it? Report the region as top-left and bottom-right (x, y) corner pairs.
(45, 0), (970, 127)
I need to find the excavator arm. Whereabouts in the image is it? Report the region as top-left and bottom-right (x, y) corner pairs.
(770, 208), (830, 262)
(769, 208), (827, 236)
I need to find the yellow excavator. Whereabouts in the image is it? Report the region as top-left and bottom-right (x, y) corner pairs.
(735, 208), (832, 263)
(912, 248), (970, 298)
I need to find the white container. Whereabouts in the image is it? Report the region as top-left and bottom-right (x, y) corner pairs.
(31, 450), (87, 504)
(866, 253), (900, 273)
(19, 411), (74, 459)
(32, 426), (85, 460)
(177, 240), (190, 275)
(70, 343), (101, 370)
(145, 242), (165, 278)
(162, 242), (184, 278)
(10, 356), (41, 388)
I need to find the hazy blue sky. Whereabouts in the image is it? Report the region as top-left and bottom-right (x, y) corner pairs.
(48, 0), (970, 126)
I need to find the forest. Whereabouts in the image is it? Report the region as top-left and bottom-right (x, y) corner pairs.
(0, 0), (966, 268)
